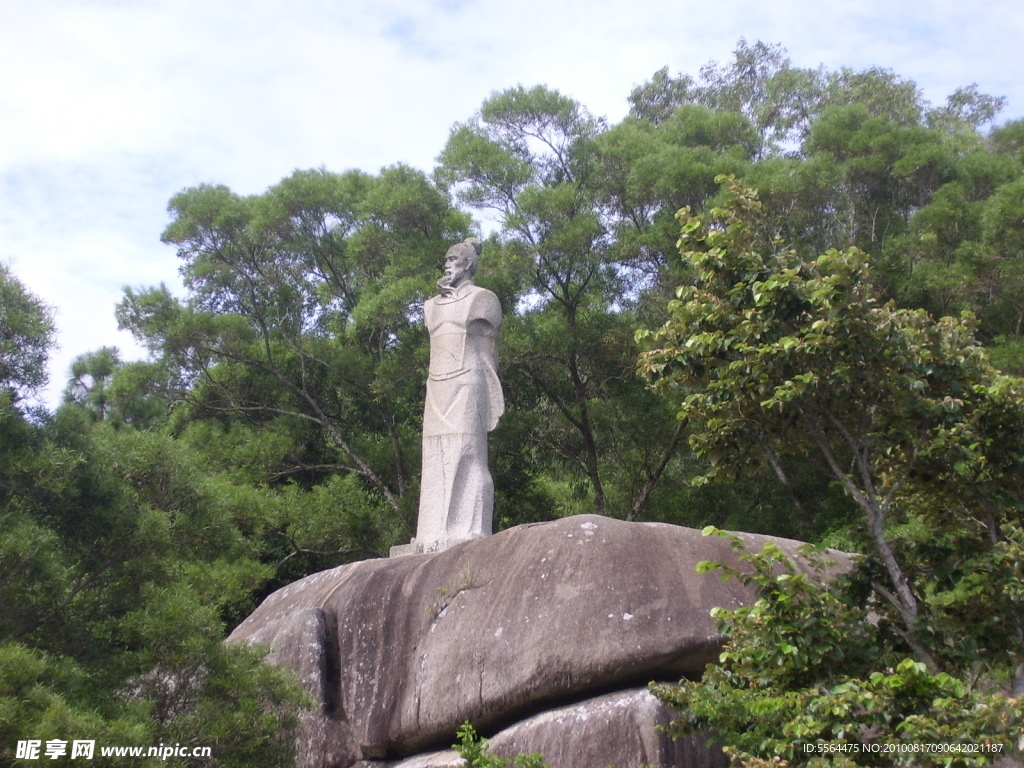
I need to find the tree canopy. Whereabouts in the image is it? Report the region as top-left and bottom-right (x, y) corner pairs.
(640, 178), (1024, 765)
(0, 262), (55, 403)
(4, 39), (1024, 766)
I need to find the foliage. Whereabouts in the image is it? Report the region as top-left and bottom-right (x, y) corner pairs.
(639, 177), (1024, 668)
(629, 41), (1024, 376)
(0, 262), (55, 403)
(63, 346), (121, 421)
(118, 165), (469, 542)
(641, 180), (1024, 765)
(61, 348), (172, 429)
(1, 340), (310, 766)
(8, 41), (1024, 767)
(454, 722), (552, 768)
(629, 39), (1001, 154)
(437, 85), (624, 517)
(108, 44), (1022, 535)
(437, 85), (747, 520)
(653, 530), (1023, 767)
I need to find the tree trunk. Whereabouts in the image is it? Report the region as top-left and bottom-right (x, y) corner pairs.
(627, 419), (685, 522)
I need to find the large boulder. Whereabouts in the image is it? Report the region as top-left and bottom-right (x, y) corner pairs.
(228, 515), (843, 767)
(487, 688), (723, 768)
(355, 688), (724, 768)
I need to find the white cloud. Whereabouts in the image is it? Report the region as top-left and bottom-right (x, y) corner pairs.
(1, 0), (1022, 407)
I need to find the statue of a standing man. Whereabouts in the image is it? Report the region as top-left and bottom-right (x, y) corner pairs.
(413, 237), (504, 553)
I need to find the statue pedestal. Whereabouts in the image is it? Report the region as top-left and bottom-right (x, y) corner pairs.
(389, 540), (430, 558)
(389, 533), (487, 558)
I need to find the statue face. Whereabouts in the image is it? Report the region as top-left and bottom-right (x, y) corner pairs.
(441, 246), (475, 290)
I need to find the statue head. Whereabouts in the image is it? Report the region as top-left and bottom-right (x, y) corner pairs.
(438, 237), (482, 297)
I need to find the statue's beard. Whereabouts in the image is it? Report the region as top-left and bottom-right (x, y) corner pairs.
(438, 266), (468, 297)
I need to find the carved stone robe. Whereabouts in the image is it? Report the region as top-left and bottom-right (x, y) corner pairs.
(415, 283), (504, 549)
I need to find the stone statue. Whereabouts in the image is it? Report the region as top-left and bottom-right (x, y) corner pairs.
(396, 237), (504, 555)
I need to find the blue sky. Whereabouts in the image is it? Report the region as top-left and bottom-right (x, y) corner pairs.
(2, 0), (1022, 407)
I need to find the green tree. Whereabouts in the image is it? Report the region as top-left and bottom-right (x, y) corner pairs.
(596, 104), (759, 290)
(629, 39), (824, 150)
(439, 86), (700, 520)
(438, 85), (619, 517)
(63, 346), (121, 420)
(979, 176), (1024, 351)
(653, 531), (1022, 767)
(0, 262), (55, 403)
(798, 104), (959, 264)
(622, 46), (1024, 540)
(629, 39), (962, 155)
(118, 166), (470, 540)
(1, 391), (309, 766)
(639, 179), (1024, 763)
(928, 84), (1007, 133)
(630, 41), (1022, 366)
(639, 177), (1024, 667)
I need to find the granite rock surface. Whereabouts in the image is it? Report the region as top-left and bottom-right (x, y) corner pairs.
(228, 515), (844, 767)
